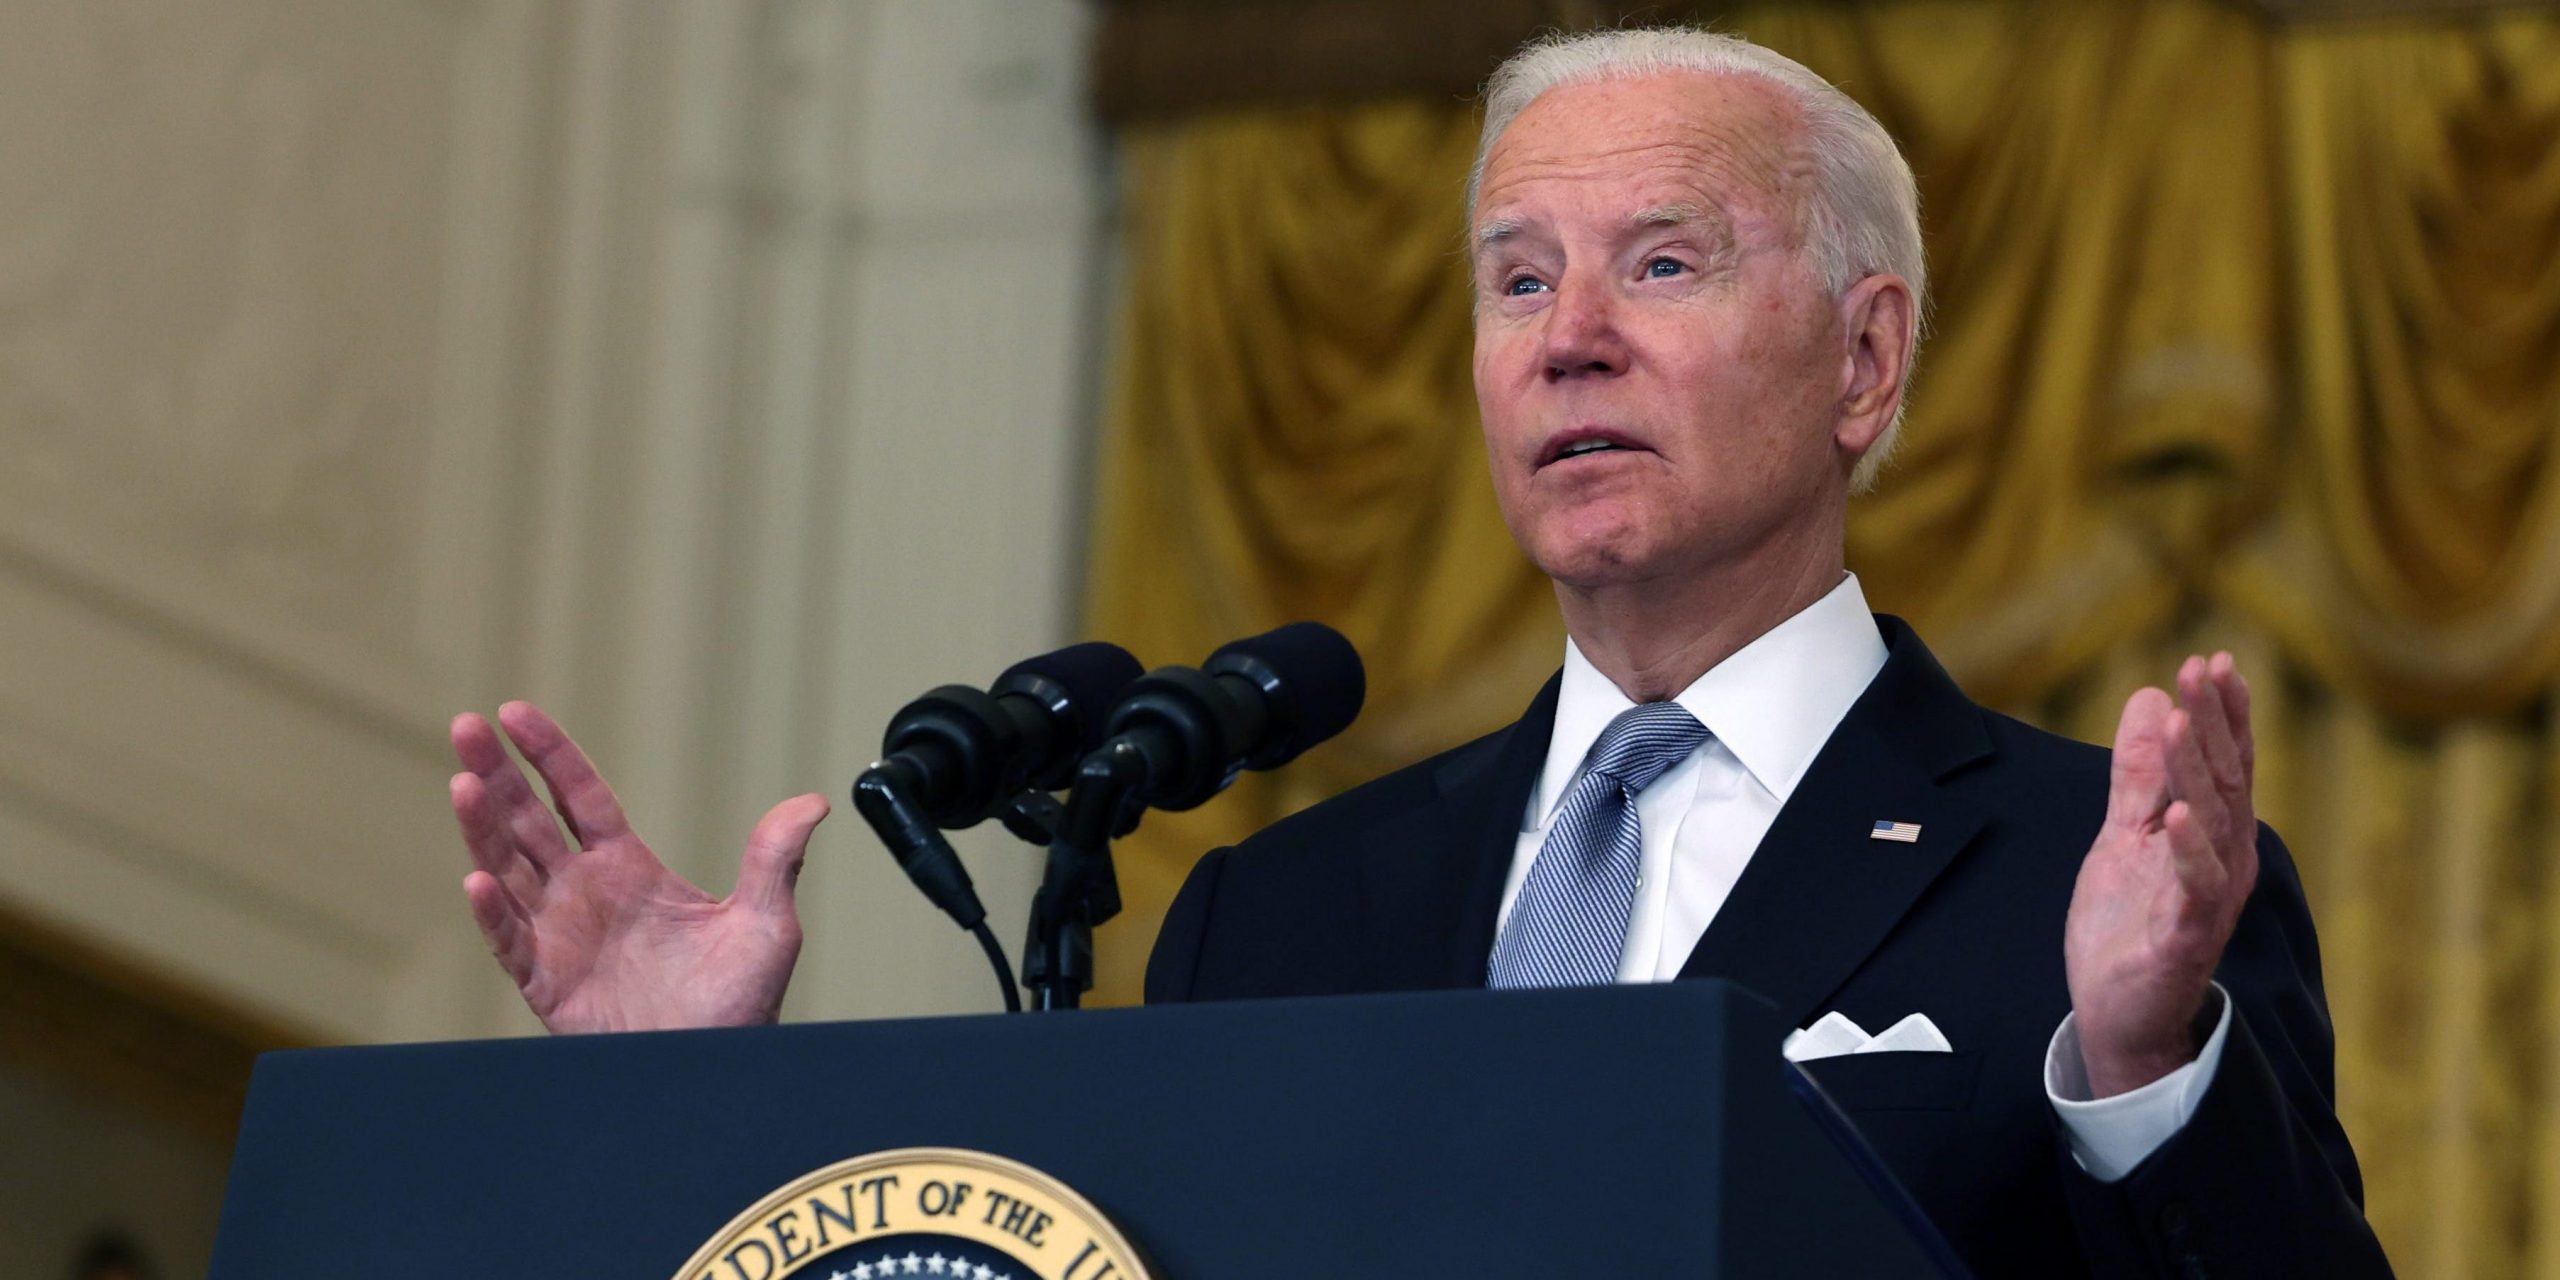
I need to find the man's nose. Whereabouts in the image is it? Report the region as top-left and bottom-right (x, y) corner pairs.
(1540, 278), (1627, 381)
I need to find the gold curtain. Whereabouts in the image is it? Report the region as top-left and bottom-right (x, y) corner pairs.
(1083, 2), (2560, 1272)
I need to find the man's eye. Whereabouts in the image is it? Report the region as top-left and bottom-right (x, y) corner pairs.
(1504, 275), (1549, 296)
(1644, 257), (1687, 278)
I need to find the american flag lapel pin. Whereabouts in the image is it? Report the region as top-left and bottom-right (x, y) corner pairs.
(1871, 819), (1922, 844)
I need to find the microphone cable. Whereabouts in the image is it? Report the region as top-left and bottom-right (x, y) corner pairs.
(970, 919), (1022, 1013)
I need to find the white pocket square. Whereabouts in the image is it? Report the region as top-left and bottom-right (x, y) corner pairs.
(1782, 1011), (1953, 1062)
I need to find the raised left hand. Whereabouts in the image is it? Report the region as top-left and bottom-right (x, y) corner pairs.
(2064, 652), (2259, 1097)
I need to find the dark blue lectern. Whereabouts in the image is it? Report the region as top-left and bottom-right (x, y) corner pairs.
(210, 981), (1952, 1277)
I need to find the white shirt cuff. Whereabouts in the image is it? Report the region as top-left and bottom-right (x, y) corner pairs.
(2043, 982), (2233, 1183)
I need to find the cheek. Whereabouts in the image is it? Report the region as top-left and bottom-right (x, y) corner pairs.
(1473, 332), (1536, 440)
(1703, 312), (1837, 444)
(1732, 295), (1823, 376)
(1657, 353), (1820, 491)
(1474, 322), (1525, 386)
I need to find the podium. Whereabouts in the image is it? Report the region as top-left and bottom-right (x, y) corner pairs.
(210, 981), (1956, 1277)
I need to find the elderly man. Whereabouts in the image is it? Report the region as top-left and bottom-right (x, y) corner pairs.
(448, 27), (2387, 1279)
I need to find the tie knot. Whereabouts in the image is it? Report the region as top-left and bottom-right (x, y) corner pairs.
(1584, 701), (1709, 794)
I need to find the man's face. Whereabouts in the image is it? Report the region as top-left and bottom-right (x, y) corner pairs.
(1471, 73), (1853, 590)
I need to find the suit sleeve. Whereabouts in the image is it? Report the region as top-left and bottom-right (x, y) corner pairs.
(1143, 846), (1231, 1005)
(2058, 824), (2394, 1276)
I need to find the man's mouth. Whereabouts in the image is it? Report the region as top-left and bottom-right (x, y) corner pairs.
(1537, 429), (1652, 469)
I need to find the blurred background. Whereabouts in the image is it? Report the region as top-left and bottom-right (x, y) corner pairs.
(1, 0), (2554, 1274)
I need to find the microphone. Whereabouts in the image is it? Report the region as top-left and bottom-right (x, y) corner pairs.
(870, 641), (1147, 829)
(1020, 622), (1364, 1009)
(854, 641), (1143, 930)
(1097, 621), (1367, 811)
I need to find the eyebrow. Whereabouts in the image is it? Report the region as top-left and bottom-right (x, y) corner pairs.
(1474, 216), (1526, 249)
(1631, 202), (1710, 229)
(1473, 202), (1719, 251)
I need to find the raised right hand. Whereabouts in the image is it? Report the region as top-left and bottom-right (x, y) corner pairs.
(447, 701), (828, 1034)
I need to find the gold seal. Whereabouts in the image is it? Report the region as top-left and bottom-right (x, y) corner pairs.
(675, 1147), (1152, 1280)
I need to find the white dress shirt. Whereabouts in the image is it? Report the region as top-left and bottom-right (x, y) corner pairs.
(1493, 573), (2226, 1182)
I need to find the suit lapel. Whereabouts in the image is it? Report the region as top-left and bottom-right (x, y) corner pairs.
(1676, 617), (1994, 1029)
(1356, 672), (1560, 990)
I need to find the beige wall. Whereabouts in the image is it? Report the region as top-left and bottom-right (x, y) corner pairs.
(0, 0), (1106, 1061)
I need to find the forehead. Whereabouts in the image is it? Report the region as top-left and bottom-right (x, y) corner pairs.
(1475, 72), (1805, 234)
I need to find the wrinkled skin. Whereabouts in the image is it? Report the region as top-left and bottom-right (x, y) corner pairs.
(448, 701), (825, 1033)
(1469, 73), (1908, 701)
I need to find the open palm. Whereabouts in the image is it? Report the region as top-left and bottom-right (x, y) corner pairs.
(448, 701), (828, 1034)
(2064, 654), (2259, 1096)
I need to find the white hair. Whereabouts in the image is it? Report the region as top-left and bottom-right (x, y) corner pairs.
(1470, 27), (1926, 491)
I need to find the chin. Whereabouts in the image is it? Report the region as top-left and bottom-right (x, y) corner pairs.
(1522, 525), (1668, 589)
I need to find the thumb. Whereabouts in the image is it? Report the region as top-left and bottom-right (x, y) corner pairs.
(736, 793), (829, 914)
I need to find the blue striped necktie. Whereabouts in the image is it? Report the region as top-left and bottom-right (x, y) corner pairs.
(1488, 700), (1710, 989)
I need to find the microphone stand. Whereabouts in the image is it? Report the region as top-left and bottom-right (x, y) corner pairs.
(1022, 741), (1149, 1010)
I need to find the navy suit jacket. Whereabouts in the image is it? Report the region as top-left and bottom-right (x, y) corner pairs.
(1146, 617), (2392, 1277)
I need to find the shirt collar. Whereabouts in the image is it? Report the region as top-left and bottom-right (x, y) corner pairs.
(1527, 573), (1889, 831)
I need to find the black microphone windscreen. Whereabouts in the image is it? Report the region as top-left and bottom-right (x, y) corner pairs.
(1209, 622), (1365, 758)
(994, 641), (1146, 748)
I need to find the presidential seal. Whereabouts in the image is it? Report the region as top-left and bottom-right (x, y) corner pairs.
(676, 1147), (1152, 1280)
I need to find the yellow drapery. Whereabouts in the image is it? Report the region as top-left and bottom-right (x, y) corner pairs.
(1084, 3), (2560, 1271)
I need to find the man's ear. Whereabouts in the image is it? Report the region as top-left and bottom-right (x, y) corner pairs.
(1834, 273), (1917, 461)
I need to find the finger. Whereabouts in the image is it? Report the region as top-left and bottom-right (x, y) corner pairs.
(451, 712), (571, 871)
(2177, 656), (2248, 830)
(2214, 653), (2257, 795)
(463, 870), (536, 989)
(450, 772), (547, 908)
(498, 701), (633, 848)
(2164, 800), (2226, 906)
(735, 794), (829, 915)
(2105, 687), (2175, 830)
(2161, 708), (2230, 837)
